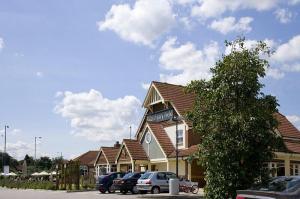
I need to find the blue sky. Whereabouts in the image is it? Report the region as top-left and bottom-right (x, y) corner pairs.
(0, 0), (300, 160)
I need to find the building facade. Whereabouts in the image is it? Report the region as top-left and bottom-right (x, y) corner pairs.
(93, 81), (300, 187)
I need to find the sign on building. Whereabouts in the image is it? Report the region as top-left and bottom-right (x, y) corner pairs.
(146, 109), (174, 123)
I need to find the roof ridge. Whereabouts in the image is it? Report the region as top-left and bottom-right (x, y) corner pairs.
(152, 81), (185, 88)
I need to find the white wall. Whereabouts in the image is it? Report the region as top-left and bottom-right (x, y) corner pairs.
(164, 123), (186, 149)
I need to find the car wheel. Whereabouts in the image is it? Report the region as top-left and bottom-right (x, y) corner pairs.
(131, 186), (139, 194)
(108, 185), (115, 193)
(121, 189), (128, 194)
(151, 186), (160, 194)
(99, 188), (106, 194)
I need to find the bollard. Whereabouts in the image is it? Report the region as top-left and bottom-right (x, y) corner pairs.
(169, 178), (179, 195)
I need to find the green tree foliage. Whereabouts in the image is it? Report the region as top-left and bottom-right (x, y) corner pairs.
(186, 38), (285, 199)
(0, 152), (19, 172)
(36, 156), (52, 171)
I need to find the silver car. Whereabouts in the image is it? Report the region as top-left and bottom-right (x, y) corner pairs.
(137, 171), (177, 194)
(236, 176), (300, 199)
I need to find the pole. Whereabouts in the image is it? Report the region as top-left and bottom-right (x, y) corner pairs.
(130, 126), (132, 140)
(3, 125), (9, 169)
(175, 119), (178, 178)
(34, 136), (42, 171)
(35, 137), (37, 161)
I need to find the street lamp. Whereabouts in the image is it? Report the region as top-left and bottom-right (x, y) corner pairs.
(172, 115), (183, 178)
(3, 125), (9, 172)
(4, 125), (9, 154)
(34, 136), (42, 160)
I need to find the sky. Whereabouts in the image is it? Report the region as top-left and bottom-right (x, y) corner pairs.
(0, 0), (300, 160)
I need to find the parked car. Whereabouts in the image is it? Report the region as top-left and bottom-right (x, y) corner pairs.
(97, 172), (125, 193)
(236, 176), (300, 199)
(137, 171), (177, 194)
(113, 172), (144, 194)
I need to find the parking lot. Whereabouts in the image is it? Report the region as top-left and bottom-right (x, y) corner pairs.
(0, 188), (203, 199)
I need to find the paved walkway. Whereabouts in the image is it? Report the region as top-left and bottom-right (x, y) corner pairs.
(0, 188), (204, 199)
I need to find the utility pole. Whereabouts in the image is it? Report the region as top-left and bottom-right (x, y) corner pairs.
(4, 125), (9, 154)
(34, 136), (42, 171)
(3, 125), (9, 170)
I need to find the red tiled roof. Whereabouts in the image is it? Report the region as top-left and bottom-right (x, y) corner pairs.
(168, 145), (198, 158)
(283, 139), (300, 154)
(148, 122), (175, 156)
(73, 151), (98, 166)
(101, 147), (120, 164)
(123, 139), (148, 160)
(153, 81), (195, 116)
(275, 113), (300, 139)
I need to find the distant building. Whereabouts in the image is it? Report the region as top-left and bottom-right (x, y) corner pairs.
(94, 141), (121, 176)
(72, 150), (98, 176)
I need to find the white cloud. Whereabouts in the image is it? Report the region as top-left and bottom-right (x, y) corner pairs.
(191, 0), (278, 19)
(141, 82), (150, 90)
(179, 17), (194, 30)
(210, 17), (253, 34)
(275, 8), (293, 23)
(287, 115), (300, 123)
(173, 0), (196, 5)
(266, 68), (285, 79)
(273, 35), (300, 62)
(98, 0), (175, 46)
(159, 37), (220, 85)
(289, 0), (300, 5)
(54, 89), (142, 142)
(286, 115), (300, 130)
(0, 37), (4, 50)
(36, 71), (44, 78)
(272, 35), (300, 72)
(0, 141), (33, 160)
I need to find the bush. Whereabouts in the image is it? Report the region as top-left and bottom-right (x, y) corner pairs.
(0, 178), (56, 190)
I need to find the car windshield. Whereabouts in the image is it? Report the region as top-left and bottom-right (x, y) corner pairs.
(252, 177), (300, 192)
(123, 173), (135, 179)
(140, 172), (152, 179)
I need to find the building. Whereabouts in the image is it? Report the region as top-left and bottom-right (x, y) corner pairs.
(114, 81), (205, 186)
(94, 141), (121, 176)
(73, 150), (98, 176)
(94, 81), (300, 187)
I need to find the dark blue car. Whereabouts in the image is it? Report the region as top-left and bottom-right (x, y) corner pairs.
(97, 172), (125, 193)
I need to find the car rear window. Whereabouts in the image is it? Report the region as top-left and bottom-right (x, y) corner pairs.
(140, 172), (153, 179)
(252, 177), (300, 192)
(123, 173), (135, 179)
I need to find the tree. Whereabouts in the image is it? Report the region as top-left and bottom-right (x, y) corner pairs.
(36, 156), (52, 171)
(0, 152), (20, 172)
(186, 38), (285, 199)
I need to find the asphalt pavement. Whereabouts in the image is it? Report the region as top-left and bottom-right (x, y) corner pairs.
(0, 188), (203, 199)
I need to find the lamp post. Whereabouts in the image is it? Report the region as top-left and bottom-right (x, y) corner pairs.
(34, 136), (42, 160)
(172, 115), (183, 178)
(4, 125), (9, 154)
(3, 125), (9, 172)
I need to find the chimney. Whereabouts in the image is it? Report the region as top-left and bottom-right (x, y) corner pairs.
(114, 141), (120, 148)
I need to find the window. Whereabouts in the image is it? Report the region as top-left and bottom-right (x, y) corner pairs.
(177, 129), (184, 146)
(110, 164), (117, 172)
(290, 163), (300, 176)
(157, 172), (167, 180)
(166, 172), (176, 179)
(80, 165), (88, 176)
(268, 162), (285, 177)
